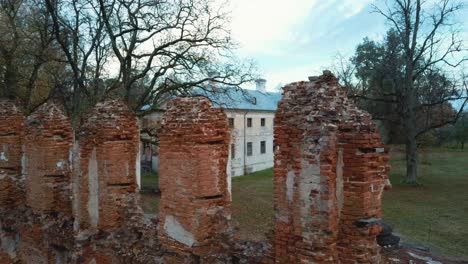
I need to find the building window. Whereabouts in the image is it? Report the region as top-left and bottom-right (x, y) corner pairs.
(260, 141), (266, 154)
(261, 118), (265, 127)
(247, 142), (253, 156)
(247, 118), (252, 127)
(231, 144), (235, 159)
(229, 118), (234, 128)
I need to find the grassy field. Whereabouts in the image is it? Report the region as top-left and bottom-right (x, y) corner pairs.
(140, 172), (159, 214)
(383, 147), (468, 258)
(231, 169), (275, 241)
(139, 147), (468, 258)
(230, 147), (468, 258)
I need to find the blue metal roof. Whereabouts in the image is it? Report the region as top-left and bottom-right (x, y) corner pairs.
(192, 87), (282, 111)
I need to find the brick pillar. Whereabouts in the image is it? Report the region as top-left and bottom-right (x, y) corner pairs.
(0, 100), (24, 208)
(274, 72), (390, 263)
(24, 103), (73, 215)
(336, 114), (391, 263)
(158, 97), (232, 263)
(18, 103), (74, 263)
(274, 77), (342, 263)
(76, 99), (140, 231)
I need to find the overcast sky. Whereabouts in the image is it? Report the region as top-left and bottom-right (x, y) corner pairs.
(229, 0), (468, 92)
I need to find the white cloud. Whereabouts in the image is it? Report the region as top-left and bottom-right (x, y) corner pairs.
(338, 0), (373, 18)
(230, 0), (317, 54)
(265, 65), (323, 91)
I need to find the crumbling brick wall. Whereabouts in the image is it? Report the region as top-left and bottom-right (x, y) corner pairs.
(2, 103), (75, 263)
(0, 75), (391, 264)
(24, 103), (73, 215)
(336, 96), (392, 263)
(158, 97), (232, 263)
(0, 99), (161, 264)
(0, 100), (25, 209)
(76, 99), (141, 231)
(273, 72), (390, 263)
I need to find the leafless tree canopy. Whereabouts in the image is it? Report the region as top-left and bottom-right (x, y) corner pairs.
(0, 0), (66, 112)
(0, 0), (255, 124)
(333, 0), (467, 183)
(44, 0), (255, 116)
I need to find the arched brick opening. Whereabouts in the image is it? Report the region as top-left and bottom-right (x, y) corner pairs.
(77, 99), (141, 231)
(158, 97), (232, 263)
(273, 72), (391, 263)
(0, 100), (25, 209)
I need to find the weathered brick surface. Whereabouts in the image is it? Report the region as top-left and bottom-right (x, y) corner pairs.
(273, 72), (390, 263)
(77, 99), (141, 231)
(0, 78), (391, 263)
(0, 99), (162, 264)
(0, 100), (24, 208)
(24, 103), (73, 215)
(158, 97), (232, 262)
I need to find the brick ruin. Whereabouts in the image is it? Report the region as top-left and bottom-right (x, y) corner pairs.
(0, 99), (161, 264)
(158, 97), (232, 263)
(0, 100), (24, 210)
(0, 71), (391, 263)
(76, 100), (141, 231)
(274, 72), (391, 263)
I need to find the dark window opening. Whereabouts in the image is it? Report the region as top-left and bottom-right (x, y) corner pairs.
(247, 118), (252, 127)
(247, 142), (253, 156)
(261, 118), (266, 127)
(260, 141), (266, 154)
(231, 144), (235, 159)
(229, 118), (234, 128)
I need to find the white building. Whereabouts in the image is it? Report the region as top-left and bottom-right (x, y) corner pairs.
(141, 79), (281, 177)
(222, 80), (281, 177)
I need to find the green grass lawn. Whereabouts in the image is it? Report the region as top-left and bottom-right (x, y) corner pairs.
(230, 147), (468, 258)
(141, 172), (159, 190)
(139, 148), (468, 258)
(231, 169), (275, 241)
(383, 147), (468, 258)
(140, 172), (159, 214)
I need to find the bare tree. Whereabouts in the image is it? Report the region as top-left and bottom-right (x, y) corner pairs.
(43, 0), (112, 125)
(0, 0), (64, 112)
(44, 0), (255, 121)
(331, 52), (358, 92)
(367, 0), (467, 184)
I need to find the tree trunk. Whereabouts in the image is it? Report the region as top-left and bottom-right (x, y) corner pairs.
(4, 55), (18, 99)
(404, 95), (419, 184)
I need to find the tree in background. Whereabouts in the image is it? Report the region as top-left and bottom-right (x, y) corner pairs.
(335, 0), (467, 184)
(43, 0), (255, 126)
(0, 0), (66, 113)
(452, 112), (468, 149)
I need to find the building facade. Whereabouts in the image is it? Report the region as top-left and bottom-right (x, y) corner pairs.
(226, 108), (276, 176)
(141, 79), (281, 177)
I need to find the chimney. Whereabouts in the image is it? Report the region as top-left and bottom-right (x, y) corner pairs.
(255, 78), (266, 92)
